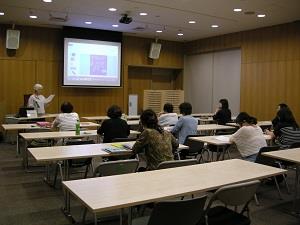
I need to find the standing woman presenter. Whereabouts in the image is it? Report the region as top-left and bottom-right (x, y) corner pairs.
(27, 83), (55, 115)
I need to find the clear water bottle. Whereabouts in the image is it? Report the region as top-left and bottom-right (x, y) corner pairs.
(75, 120), (80, 135)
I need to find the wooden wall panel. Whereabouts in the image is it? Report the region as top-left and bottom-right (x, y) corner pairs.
(0, 60), (36, 120)
(185, 21), (300, 122)
(0, 24), (184, 123)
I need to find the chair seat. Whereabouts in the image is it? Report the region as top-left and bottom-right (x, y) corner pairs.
(206, 206), (250, 225)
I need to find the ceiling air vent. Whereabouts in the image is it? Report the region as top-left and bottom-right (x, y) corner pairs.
(49, 14), (68, 22)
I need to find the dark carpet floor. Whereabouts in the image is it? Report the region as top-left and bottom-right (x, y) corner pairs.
(0, 142), (300, 225)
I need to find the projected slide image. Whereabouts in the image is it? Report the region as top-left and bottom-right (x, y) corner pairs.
(64, 38), (121, 87)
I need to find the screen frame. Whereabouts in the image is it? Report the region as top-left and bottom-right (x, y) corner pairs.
(62, 37), (122, 88)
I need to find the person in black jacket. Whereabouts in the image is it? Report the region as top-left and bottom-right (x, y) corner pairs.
(97, 105), (130, 143)
(213, 99), (232, 125)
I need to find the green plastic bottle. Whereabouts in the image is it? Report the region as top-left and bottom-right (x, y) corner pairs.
(75, 120), (80, 135)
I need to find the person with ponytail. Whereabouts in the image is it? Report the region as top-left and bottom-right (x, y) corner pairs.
(229, 112), (267, 162)
(132, 109), (178, 170)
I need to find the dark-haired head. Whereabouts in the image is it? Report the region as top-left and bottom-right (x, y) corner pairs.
(107, 105), (122, 119)
(219, 99), (229, 109)
(61, 102), (73, 113)
(277, 107), (298, 128)
(235, 112), (257, 126)
(140, 109), (163, 133)
(179, 102), (192, 115)
(277, 103), (288, 111)
(163, 103), (174, 113)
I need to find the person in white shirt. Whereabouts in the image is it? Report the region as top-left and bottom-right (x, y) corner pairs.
(229, 112), (267, 162)
(52, 102), (79, 131)
(27, 83), (55, 115)
(158, 103), (178, 127)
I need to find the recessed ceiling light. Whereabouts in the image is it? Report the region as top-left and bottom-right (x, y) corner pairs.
(0, 12), (4, 16)
(108, 8), (117, 12)
(156, 30), (162, 33)
(29, 15), (38, 19)
(177, 33), (184, 36)
(233, 8), (242, 12)
(139, 12), (148, 16)
(211, 24), (219, 28)
(257, 14), (266, 18)
(112, 24), (119, 27)
(85, 21), (92, 24)
(42, 0), (52, 2)
(188, 21), (196, 24)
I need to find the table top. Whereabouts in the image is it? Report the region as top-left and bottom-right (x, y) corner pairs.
(164, 124), (235, 132)
(28, 142), (188, 162)
(63, 159), (285, 213)
(19, 129), (140, 140)
(2, 122), (100, 131)
(5, 113), (58, 121)
(190, 134), (272, 145)
(262, 148), (300, 164)
(82, 115), (140, 121)
(226, 121), (272, 127)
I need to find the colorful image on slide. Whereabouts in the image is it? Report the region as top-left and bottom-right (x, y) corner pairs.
(91, 55), (107, 75)
(79, 54), (107, 76)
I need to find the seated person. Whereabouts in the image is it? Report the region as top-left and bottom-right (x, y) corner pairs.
(266, 107), (300, 147)
(229, 112), (267, 162)
(52, 102), (79, 131)
(158, 103), (178, 127)
(171, 102), (198, 144)
(213, 98), (232, 125)
(97, 105), (130, 143)
(271, 103), (288, 128)
(132, 109), (178, 170)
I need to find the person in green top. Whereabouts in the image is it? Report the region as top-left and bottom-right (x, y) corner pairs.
(132, 109), (179, 170)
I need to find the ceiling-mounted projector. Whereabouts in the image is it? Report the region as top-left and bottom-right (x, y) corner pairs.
(119, 14), (132, 24)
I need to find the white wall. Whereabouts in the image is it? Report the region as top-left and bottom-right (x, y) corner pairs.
(184, 48), (241, 116)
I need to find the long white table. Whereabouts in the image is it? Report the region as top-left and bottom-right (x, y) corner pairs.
(20, 130), (140, 169)
(262, 148), (300, 215)
(82, 115), (140, 122)
(5, 113), (58, 122)
(165, 124), (236, 133)
(63, 159), (286, 224)
(227, 121), (272, 127)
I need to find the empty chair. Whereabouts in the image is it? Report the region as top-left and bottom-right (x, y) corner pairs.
(182, 134), (208, 162)
(255, 146), (289, 197)
(132, 196), (207, 225)
(203, 180), (260, 225)
(53, 140), (95, 187)
(157, 159), (197, 170)
(112, 137), (137, 142)
(82, 159), (139, 224)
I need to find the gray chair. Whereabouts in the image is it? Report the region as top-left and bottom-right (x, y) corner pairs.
(82, 159), (139, 224)
(203, 180), (260, 225)
(132, 196), (207, 225)
(53, 140), (95, 187)
(255, 146), (290, 198)
(157, 159), (197, 170)
(182, 134), (209, 162)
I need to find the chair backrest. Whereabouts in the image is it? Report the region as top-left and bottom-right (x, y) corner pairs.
(65, 139), (95, 146)
(111, 137), (137, 142)
(290, 142), (300, 149)
(65, 140), (95, 167)
(93, 159), (139, 177)
(207, 180), (260, 209)
(183, 134), (205, 155)
(255, 146), (281, 166)
(147, 196), (207, 225)
(157, 159), (197, 170)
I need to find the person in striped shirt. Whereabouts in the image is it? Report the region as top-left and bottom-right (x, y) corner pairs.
(266, 107), (300, 147)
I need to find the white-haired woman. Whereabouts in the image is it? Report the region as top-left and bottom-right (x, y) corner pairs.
(27, 83), (55, 114)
